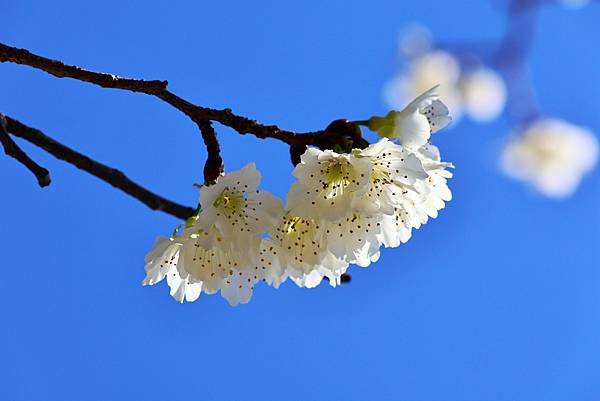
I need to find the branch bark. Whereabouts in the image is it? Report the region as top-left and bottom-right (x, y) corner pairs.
(0, 114), (50, 187)
(0, 42), (367, 221)
(197, 120), (223, 182)
(4, 115), (195, 219)
(0, 42), (323, 146)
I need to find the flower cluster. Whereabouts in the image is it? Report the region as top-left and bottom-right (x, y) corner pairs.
(143, 89), (454, 306)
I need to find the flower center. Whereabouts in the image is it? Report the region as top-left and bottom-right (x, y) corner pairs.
(285, 216), (311, 236)
(371, 164), (391, 184)
(277, 216), (321, 265)
(534, 144), (562, 166)
(323, 161), (352, 198)
(214, 188), (245, 216)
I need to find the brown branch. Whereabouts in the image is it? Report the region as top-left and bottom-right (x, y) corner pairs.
(0, 114), (50, 187)
(0, 44), (169, 94)
(197, 120), (223, 182)
(0, 43), (369, 220)
(4, 115), (195, 220)
(0, 42), (324, 146)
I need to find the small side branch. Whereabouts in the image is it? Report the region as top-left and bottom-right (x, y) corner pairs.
(4, 115), (195, 219)
(197, 120), (223, 182)
(0, 114), (50, 187)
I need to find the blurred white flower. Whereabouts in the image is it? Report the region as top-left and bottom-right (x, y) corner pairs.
(384, 50), (463, 120)
(459, 68), (507, 122)
(370, 87), (451, 149)
(501, 118), (598, 198)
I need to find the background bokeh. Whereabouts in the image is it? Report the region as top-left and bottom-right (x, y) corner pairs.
(1, 1), (599, 400)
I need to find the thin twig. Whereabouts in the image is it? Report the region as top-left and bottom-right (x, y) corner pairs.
(197, 120), (223, 182)
(4, 115), (195, 219)
(0, 113), (50, 187)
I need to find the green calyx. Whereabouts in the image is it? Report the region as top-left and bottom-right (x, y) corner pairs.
(354, 112), (399, 138)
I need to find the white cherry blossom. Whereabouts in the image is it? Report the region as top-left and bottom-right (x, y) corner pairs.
(142, 235), (201, 303)
(178, 226), (236, 296)
(270, 214), (328, 270)
(180, 217), (282, 306)
(144, 111), (455, 305)
(286, 148), (372, 221)
(321, 212), (383, 268)
(352, 138), (428, 215)
(378, 143), (453, 249)
(198, 163), (283, 254)
(415, 143), (454, 218)
(143, 222), (280, 306)
(269, 213), (349, 288)
(257, 240), (288, 289)
(370, 87), (452, 149)
(288, 252), (349, 288)
(378, 206), (415, 248)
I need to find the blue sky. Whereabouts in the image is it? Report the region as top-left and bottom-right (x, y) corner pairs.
(1, 1), (599, 400)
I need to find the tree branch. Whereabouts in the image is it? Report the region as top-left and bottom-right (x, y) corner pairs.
(0, 114), (50, 187)
(4, 115), (195, 220)
(197, 120), (223, 182)
(0, 42), (324, 146)
(0, 43), (169, 94)
(0, 42), (369, 220)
